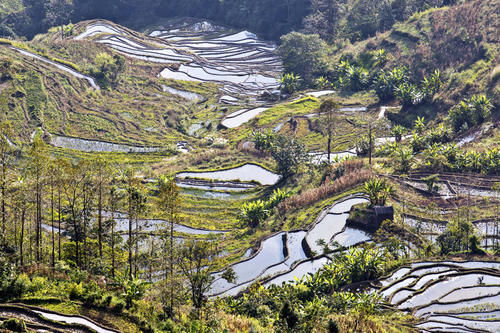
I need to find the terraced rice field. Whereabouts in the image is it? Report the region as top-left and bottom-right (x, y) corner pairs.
(0, 304), (119, 333)
(76, 20), (281, 100)
(376, 261), (500, 332)
(9, 46), (100, 89)
(209, 196), (372, 296)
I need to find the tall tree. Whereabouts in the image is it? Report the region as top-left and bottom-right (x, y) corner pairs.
(124, 169), (140, 279)
(44, 0), (74, 39)
(62, 161), (85, 267)
(0, 121), (13, 245)
(279, 32), (328, 85)
(178, 239), (234, 318)
(303, 0), (345, 41)
(157, 176), (180, 316)
(12, 175), (29, 267)
(92, 157), (111, 258)
(27, 136), (47, 263)
(317, 99), (340, 162)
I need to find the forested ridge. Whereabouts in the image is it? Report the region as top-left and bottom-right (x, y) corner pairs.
(2, 0), (458, 40)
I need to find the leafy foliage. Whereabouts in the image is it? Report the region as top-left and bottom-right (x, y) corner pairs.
(448, 95), (492, 132)
(270, 134), (308, 178)
(279, 32), (328, 84)
(280, 73), (302, 94)
(363, 178), (394, 206)
(90, 52), (125, 89)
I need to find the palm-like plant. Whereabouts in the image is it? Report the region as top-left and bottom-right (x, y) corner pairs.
(394, 147), (414, 173)
(363, 178), (394, 206)
(414, 116), (425, 134)
(422, 69), (442, 102)
(280, 73), (301, 94)
(391, 125), (406, 143)
(314, 76), (332, 89)
(240, 200), (268, 228)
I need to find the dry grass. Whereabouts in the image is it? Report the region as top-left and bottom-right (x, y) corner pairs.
(279, 160), (372, 213)
(329, 313), (418, 333)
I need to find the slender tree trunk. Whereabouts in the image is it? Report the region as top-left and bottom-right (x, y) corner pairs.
(98, 183), (103, 258)
(20, 208), (25, 267)
(72, 199), (80, 268)
(14, 210), (18, 259)
(1, 161), (6, 244)
(83, 187), (87, 270)
(134, 216), (138, 278)
(327, 131), (331, 163)
(35, 178), (40, 262)
(58, 189), (61, 261)
(128, 189), (133, 280)
(51, 182), (55, 268)
(111, 210), (115, 278)
(170, 216), (174, 314)
(368, 124), (372, 165)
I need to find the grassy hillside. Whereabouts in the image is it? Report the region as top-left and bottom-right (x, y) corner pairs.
(0, 27), (222, 147)
(334, 0), (499, 108)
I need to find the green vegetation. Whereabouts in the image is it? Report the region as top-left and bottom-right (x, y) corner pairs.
(0, 0), (498, 332)
(449, 95), (493, 132)
(363, 179), (394, 206)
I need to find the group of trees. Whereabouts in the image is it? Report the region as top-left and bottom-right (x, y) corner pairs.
(0, 125), (234, 317)
(1, 0), (310, 40)
(302, 0), (459, 42)
(375, 92), (498, 175)
(279, 32), (443, 107)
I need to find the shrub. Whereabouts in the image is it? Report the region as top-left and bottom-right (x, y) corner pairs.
(0, 318), (27, 332)
(252, 130), (275, 152)
(240, 200), (268, 228)
(28, 276), (48, 294)
(328, 319), (339, 333)
(104, 295), (113, 307)
(448, 95), (492, 132)
(270, 135), (308, 178)
(90, 52), (126, 89)
(68, 282), (84, 300)
(280, 73), (302, 94)
(438, 219), (480, 254)
(11, 274), (30, 299)
(373, 66), (409, 101)
(113, 300), (125, 313)
(422, 174), (439, 193)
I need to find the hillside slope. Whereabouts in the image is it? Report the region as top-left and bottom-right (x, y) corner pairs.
(335, 0), (499, 108)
